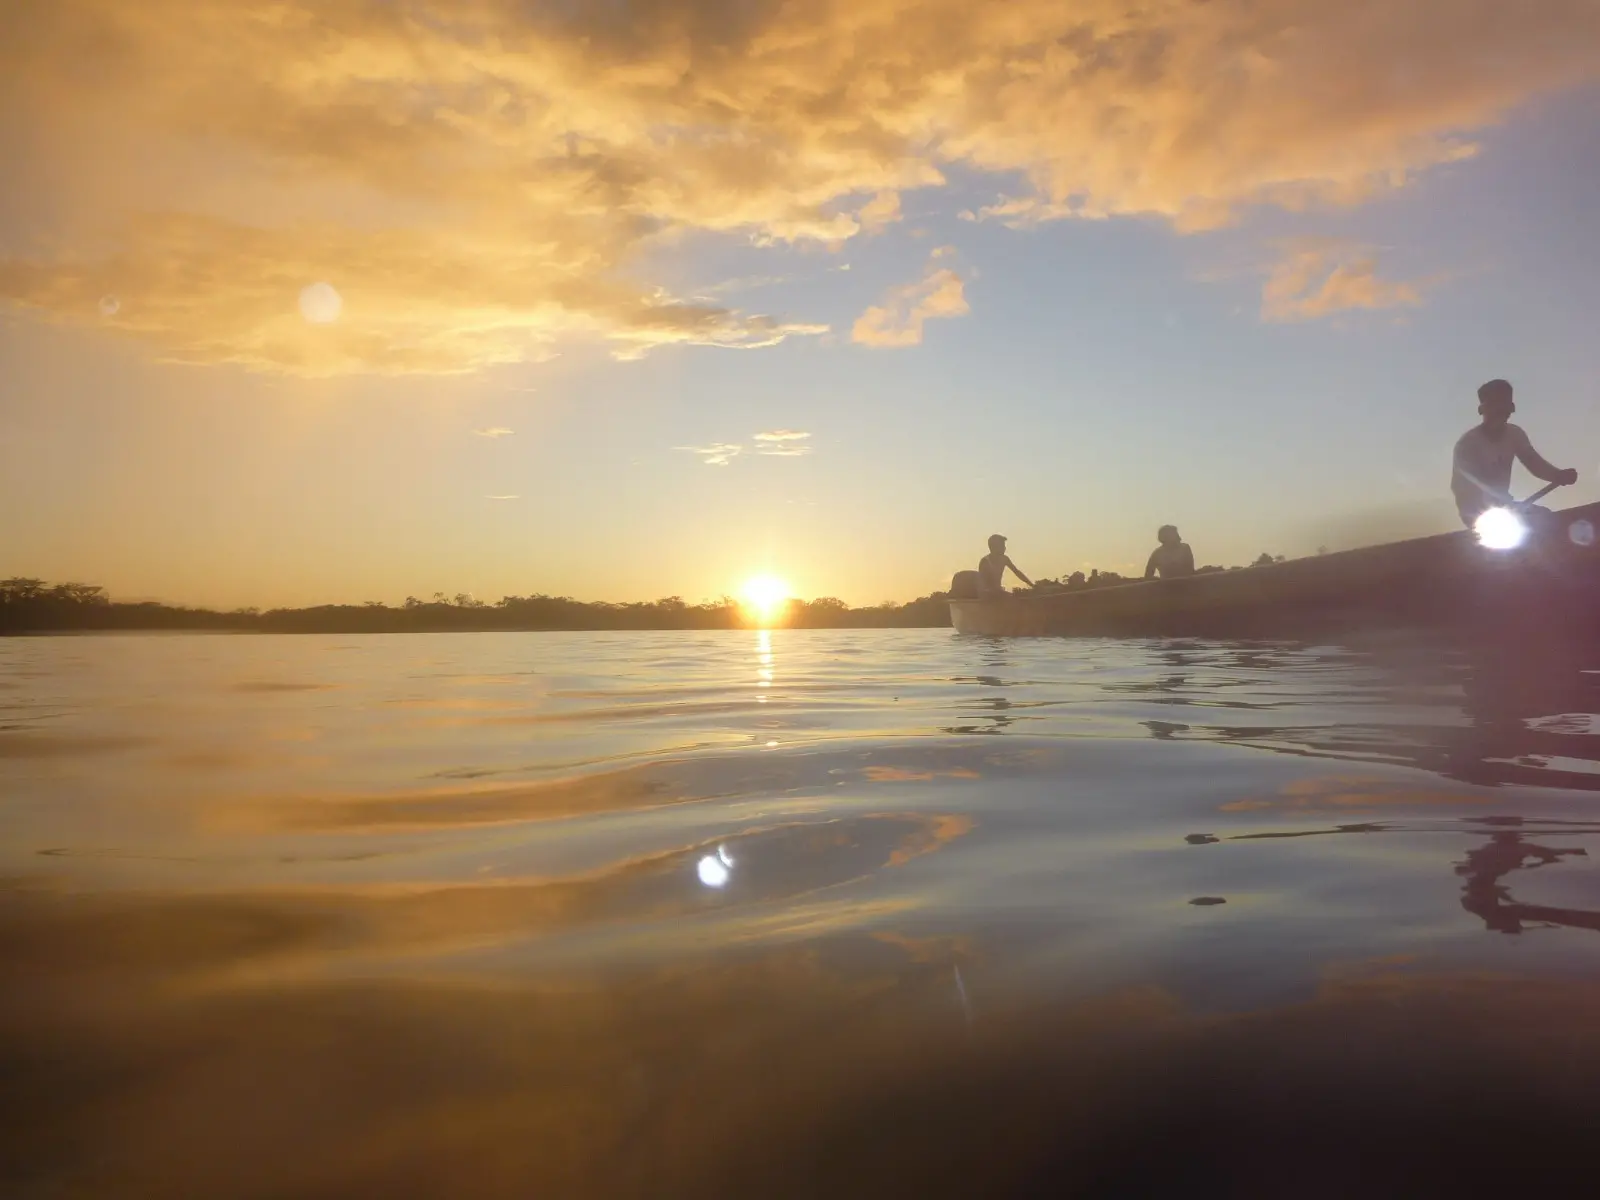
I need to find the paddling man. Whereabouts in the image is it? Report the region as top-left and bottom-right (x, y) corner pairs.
(977, 534), (1033, 597)
(1451, 379), (1576, 528)
(1144, 525), (1195, 580)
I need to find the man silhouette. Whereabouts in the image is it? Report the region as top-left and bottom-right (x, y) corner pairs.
(1451, 378), (1576, 528)
(977, 534), (1032, 597)
(1144, 525), (1195, 580)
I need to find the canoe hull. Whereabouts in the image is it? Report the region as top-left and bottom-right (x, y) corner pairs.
(949, 502), (1600, 639)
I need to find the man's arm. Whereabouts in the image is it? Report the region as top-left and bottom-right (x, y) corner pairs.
(1144, 549), (1160, 580)
(1005, 557), (1034, 587)
(1515, 430), (1578, 486)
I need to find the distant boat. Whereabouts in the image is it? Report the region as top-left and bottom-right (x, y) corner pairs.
(948, 501), (1600, 639)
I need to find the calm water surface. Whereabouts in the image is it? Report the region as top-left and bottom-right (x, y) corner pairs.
(6, 629), (1600, 1196)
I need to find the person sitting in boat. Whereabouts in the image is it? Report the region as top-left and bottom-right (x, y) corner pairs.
(1451, 379), (1577, 527)
(977, 534), (1033, 597)
(1144, 525), (1195, 580)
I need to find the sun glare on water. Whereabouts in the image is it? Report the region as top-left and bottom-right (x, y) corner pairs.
(739, 575), (791, 625)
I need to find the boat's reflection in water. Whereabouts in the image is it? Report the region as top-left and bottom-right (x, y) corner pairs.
(1133, 634), (1600, 945)
(1122, 635), (1600, 789)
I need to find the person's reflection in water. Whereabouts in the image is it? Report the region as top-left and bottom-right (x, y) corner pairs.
(1456, 823), (1598, 934)
(945, 643), (1016, 734)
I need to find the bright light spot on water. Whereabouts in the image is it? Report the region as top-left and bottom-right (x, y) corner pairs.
(697, 844), (734, 888)
(1474, 507), (1526, 550)
(1570, 519), (1595, 547)
(98, 295), (119, 317)
(697, 855), (728, 887)
(299, 281), (343, 324)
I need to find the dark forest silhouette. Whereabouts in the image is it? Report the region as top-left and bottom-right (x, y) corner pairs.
(0, 578), (957, 634)
(0, 555), (1296, 635)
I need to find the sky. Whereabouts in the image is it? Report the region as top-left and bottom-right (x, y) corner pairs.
(2, 0), (1599, 609)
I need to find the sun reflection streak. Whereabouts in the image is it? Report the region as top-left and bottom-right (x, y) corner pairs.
(757, 629), (774, 690)
(754, 629), (777, 708)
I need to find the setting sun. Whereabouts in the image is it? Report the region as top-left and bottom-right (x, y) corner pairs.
(739, 575), (792, 625)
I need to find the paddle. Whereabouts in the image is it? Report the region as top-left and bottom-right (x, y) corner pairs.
(1520, 480), (1564, 507)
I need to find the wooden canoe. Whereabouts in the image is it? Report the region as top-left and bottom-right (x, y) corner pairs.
(948, 501), (1600, 639)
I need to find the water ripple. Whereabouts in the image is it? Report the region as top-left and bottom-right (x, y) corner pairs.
(7, 629), (1600, 1194)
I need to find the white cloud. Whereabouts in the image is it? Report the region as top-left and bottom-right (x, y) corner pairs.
(485, 494), (520, 500)
(473, 427), (515, 438)
(753, 429), (813, 456)
(676, 443), (744, 466)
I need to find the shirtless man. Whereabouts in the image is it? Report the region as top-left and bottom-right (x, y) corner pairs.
(1144, 525), (1195, 580)
(1451, 379), (1576, 527)
(977, 534), (1033, 597)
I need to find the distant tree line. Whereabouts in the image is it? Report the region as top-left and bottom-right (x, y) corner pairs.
(1, 553), (1294, 635)
(0, 578), (956, 635)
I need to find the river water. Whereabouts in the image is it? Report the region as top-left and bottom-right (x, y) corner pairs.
(6, 629), (1600, 1196)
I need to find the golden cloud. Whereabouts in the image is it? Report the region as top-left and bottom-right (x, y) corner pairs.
(3, 0), (1596, 373)
(1261, 238), (1423, 322)
(852, 262), (969, 347)
(857, 190), (903, 233)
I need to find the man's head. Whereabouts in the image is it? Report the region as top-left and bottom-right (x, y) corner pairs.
(1477, 379), (1515, 430)
(987, 534), (1007, 554)
(1157, 525), (1180, 546)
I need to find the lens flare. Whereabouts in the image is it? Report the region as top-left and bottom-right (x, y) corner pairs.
(299, 281), (343, 324)
(1474, 507), (1527, 551)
